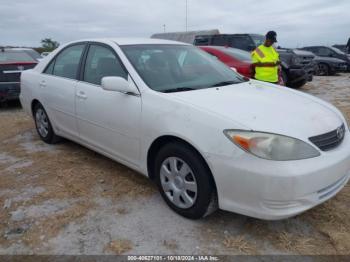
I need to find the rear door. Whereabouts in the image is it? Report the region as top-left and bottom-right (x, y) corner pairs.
(75, 43), (141, 165)
(40, 44), (86, 139)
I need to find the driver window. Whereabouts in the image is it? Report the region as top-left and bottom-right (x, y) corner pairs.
(318, 47), (331, 56)
(83, 45), (127, 85)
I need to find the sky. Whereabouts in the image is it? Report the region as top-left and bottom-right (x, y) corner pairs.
(0, 0), (349, 48)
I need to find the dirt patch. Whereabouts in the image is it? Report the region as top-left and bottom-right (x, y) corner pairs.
(105, 239), (133, 254)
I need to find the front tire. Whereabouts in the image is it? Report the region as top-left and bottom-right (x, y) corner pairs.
(317, 63), (330, 76)
(33, 103), (60, 144)
(154, 142), (217, 219)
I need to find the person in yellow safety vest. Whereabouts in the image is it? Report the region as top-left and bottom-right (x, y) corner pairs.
(251, 31), (282, 84)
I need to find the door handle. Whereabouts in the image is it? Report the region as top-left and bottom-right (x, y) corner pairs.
(39, 81), (46, 88)
(76, 91), (87, 100)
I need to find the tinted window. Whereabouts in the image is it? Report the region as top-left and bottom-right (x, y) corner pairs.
(194, 36), (210, 45)
(83, 45), (127, 85)
(0, 51), (36, 63)
(231, 36), (254, 51)
(212, 36), (229, 46)
(317, 47), (333, 56)
(51, 45), (85, 79)
(250, 35), (265, 46)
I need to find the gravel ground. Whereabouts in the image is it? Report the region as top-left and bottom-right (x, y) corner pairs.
(0, 73), (349, 255)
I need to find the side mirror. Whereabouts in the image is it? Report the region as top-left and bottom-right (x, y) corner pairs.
(101, 76), (139, 95)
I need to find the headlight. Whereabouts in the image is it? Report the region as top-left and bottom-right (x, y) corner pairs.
(224, 130), (320, 161)
(292, 56), (301, 65)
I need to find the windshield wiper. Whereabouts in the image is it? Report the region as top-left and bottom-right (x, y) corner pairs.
(210, 81), (239, 87)
(162, 87), (196, 93)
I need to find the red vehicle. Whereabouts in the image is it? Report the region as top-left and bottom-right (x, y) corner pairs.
(199, 46), (253, 78)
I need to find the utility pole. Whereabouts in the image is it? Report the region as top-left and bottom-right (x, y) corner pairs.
(163, 24), (166, 33)
(185, 0), (188, 32)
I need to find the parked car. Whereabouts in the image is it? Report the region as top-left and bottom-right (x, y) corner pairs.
(0, 48), (38, 104)
(194, 34), (313, 88)
(21, 38), (350, 220)
(199, 45), (307, 88)
(199, 46), (252, 78)
(301, 46), (350, 71)
(294, 49), (347, 76)
(277, 49), (314, 88)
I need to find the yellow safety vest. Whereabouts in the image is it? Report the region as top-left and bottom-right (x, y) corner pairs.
(251, 45), (279, 83)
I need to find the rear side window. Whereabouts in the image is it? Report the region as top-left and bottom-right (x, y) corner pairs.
(212, 36), (228, 46)
(317, 47), (332, 56)
(231, 36), (254, 51)
(194, 36), (210, 45)
(83, 44), (127, 85)
(44, 44), (85, 79)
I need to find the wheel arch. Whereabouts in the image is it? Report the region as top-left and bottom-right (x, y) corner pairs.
(147, 135), (218, 192)
(31, 99), (41, 116)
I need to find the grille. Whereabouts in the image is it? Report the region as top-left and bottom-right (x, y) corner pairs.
(309, 124), (345, 151)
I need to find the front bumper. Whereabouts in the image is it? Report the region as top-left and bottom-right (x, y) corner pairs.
(334, 64), (348, 72)
(287, 68), (308, 85)
(206, 130), (350, 220)
(0, 82), (20, 102)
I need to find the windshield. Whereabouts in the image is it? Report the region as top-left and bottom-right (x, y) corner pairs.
(0, 51), (36, 63)
(217, 47), (251, 62)
(330, 46), (345, 55)
(250, 35), (265, 46)
(121, 44), (245, 92)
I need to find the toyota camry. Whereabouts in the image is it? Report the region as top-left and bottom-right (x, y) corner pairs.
(20, 38), (350, 220)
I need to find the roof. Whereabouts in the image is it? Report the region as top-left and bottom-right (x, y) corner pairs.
(67, 37), (190, 46)
(151, 29), (220, 44)
(112, 37), (189, 46)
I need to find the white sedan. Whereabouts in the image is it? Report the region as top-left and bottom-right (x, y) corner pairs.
(20, 38), (350, 220)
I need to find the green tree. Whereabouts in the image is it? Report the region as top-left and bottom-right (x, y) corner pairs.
(40, 38), (60, 52)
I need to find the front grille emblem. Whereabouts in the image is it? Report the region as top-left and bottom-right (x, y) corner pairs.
(337, 126), (345, 140)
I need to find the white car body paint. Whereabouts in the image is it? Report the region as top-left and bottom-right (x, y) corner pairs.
(20, 38), (350, 220)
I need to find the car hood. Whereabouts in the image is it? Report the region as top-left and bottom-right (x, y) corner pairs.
(169, 81), (343, 140)
(314, 56), (346, 63)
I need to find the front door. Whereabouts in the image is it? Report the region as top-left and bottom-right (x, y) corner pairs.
(75, 44), (141, 166)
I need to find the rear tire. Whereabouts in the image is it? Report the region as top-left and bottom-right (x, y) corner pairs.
(33, 103), (61, 144)
(154, 142), (217, 219)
